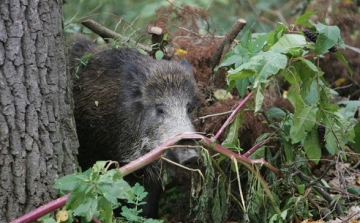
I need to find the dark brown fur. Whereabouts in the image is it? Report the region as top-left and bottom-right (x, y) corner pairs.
(68, 34), (199, 218)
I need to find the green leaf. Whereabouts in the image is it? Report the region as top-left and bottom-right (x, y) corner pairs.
(162, 33), (168, 41)
(227, 69), (255, 80)
(248, 33), (270, 52)
(155, 50), (164, 60)
(92, 161), (107, 173)
(270, 34), (307, 52)
(325, 130), (338, 155)
(132, 183), (148, 204)
(303, 80), (319, 105)
(211, 178), (227, 223)
(346, 186), (360, 196)
(304, 128), (322, 164)
(97, 196), (113, 223)
(312, 23), (341, 55)
(352, 123), (360, 153)
(99, 172), (133, 204)
(73, 196), (98, 222)
(38, 214), (56, 223)
(235, 78), (251, 97)
(222, 112), (244, 152)
(121, 206), (142, 222)
(294, 12), (316, 26)
(252, 52), (288, 86)
(267, 107), (286, 119)
(297, 184), (306, 195)
(281, 67), (301, 85)
(219, 54), (243, 67)
(248, 145), (265, 159)
(263, 24), (287, 51)
(238, 26), (253, 49)
(53, 172), (83, 191)
(290, 105), (317, 144)
(287, 85), (305, 112)
(283, 141), (294, 163)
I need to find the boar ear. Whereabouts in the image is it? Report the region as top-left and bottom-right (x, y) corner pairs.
(122, 62), (147, 100)
(180, 60), (193, 73)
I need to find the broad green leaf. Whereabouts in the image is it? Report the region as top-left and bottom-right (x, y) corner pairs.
(299, 57), (318, 72)
(97, 196), (113, 223)
(253, 52), (288, 85)
(267, 107), (286, 119)
(290, 105), (317, 144)
(248, 33), (270, 52)
(281, 67), (301, 85)
(222, 112), (244, 152)
(235, 78), (250, 97)
(219, 54), (243, 67)
(311, 23), (341, 55)
(65, 191), (87, 213)
(294, 12), (316, 26)
(73, 196), (98, 222)
(303, 80), (319, 105)
(263, 24), (287, 51)
(270, 34), (307, 52)
(227, 69), (255, 80)
(287, 85), (305, 112)
(291, 59), (317, 87)
(325, 130), (338, 155)
(53, 173), (83, 191)
(99, 178), (131, 205)
(304, 128), (322, 164)
(238, 26), (253, 49)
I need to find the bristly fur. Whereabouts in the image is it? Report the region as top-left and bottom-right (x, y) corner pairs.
(68, 34), (199, 218)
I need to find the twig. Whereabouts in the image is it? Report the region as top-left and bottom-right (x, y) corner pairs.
(198, 110), (234, 120)
(210, 18), (247, 70)
(243, 132), (275, 158)
(294, 166), (343, 215)
(213, 92), (253, 141)
(81, 19), (152, 52)
(11, 132), (283, 222)
(10, 194), (70, 223)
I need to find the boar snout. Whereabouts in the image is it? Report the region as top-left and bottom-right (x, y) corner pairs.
(166, 139), (201, 169)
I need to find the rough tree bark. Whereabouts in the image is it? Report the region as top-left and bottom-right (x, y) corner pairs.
(0, 0), (78, 222)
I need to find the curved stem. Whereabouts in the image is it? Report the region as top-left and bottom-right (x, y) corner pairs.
(213, 92), (253, 140)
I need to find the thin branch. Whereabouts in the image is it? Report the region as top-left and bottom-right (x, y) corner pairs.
(11, 132), (283, 222)
(10, 194), (70, 223)
(198, 110), (234, 120)
(243, 132), (275, 158)
(81, 19), (152, 52)
(213, 92), (253, 140)
(210, 18), (247, 70)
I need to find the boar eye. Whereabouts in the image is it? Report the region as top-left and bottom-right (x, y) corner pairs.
(156, 104), (165, 116)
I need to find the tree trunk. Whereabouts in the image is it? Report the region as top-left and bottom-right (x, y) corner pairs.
(0, 0), (78, 221)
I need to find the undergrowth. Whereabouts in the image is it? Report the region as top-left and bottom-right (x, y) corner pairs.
(35, 12), (360, 223)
